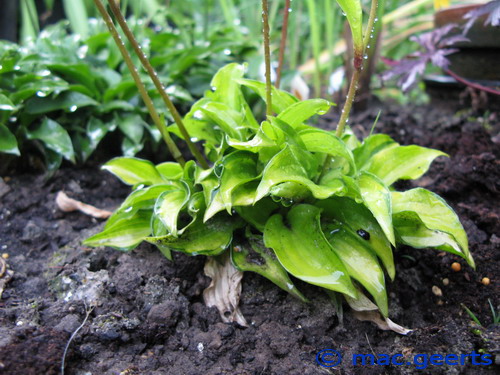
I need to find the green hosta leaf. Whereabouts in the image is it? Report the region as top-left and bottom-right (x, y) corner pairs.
(256, 145), (345, 202)
(353, 134), (398, 170)
(235, 198), (279, 232)
(227, 127), (276, 153)
(393, 211), (469, 263)
(156, 162), (183, 180)
(364, 145), (447, 186)
(102, 157), (165, 186)
(200, 102), (246, 140)
(323, 222), (388, 317)
(210, 63), (245, 110)
(0, 124), (20, 155)
(25, 91), (98, 115)
(318, 197), (395, 280)
(154, 182), (190, 237)
(210, 63), (259, 129)
(84, 211), (152, 250)
(48, 63), (97, 96)
(358, 172), (395, 246)
(392, 188), (474, 268)
(231, 237), (307, 302)
(105, 184), (177, 229)
(277, 99), (332, 128)
(146, 214), (242, 256)
(335, 0), (363, 53)
(86, 117), (114, 154)
(219, 151), (259, 211)
(264, 204), (357, 297)
(299, 127), (356, 173)
(27, 118), (75, 162)
(238, 78), (299, 114)
(116, 114), (145, 145)
(0, 94), (16, 111)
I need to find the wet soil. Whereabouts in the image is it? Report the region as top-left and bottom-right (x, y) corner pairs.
(0, 103), (499, 375)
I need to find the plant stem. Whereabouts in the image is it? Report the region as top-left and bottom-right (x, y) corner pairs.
(306, 0), (322, 98)
(445, 69), (500, 96)
(107, 0), (209, 169)
(335, 0), (379, 138)
(93, 0), (185, 166)
(262, 0), (273, 117)
(275, 0), (291, 89)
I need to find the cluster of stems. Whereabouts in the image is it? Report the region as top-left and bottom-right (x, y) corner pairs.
(95, 0), (380, 172)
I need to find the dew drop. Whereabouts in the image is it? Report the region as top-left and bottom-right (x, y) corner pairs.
(342, 12), (346, 16)
(363, 55), (368, 60)
(124, 206), (133, 213)
(367, 45), (371, 49)
(233, 18), (241, 26)
(223, 48), (231, 55)
(36, 91), (47, 97)
(14, 65), (21, 71)
(69, 105), (77, 112)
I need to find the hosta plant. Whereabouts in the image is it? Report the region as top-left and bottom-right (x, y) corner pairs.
(84, 0), (474, 326)
(85, 62), (474, 319)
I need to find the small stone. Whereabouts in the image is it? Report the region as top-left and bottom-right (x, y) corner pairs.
(451, 262), (461, 272)
(481, 277), (490, 286)
(432, 286), (443, 297)
(442, 278), (449, 286)
(55, 314), (81, 333)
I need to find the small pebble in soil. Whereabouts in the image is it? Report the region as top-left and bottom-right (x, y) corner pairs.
(442, 278), (450, 286)
(481, 277), (490, 286)
(432, 286), (443, 297)
(451, 262), (461, 272)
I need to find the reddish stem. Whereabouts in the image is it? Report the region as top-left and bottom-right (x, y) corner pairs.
(445, 69), (500, 96)
(276, 0), (291, 89)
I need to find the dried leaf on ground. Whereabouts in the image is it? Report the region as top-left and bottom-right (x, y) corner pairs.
(0, 258), (14, 299)
(203, 253), (248, 327)
(56, 191), (112, 219)
(346, 291), (412, 335)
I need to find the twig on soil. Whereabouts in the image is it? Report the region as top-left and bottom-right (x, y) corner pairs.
(365, 333), (379, 361)
(61, 304), (94, 375)
(56, 191), (112, 219)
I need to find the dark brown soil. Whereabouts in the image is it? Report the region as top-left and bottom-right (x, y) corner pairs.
(0, 103), (499, 375)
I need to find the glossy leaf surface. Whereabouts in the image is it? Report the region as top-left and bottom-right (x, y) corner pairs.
(264, 205), (357, 297)
(102, 157), (165, 186)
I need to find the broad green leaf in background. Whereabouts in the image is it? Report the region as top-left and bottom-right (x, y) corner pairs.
(146, 214), (242, 256)
(25, 91), (98, 115)
(323, 222), (388, 317)
(318, 197), (395, 280)
(358, 171), (395, 246)
(264, 204), (357, 298)
(364, 145), (447, 186)
(231, 237), (307, 302)
(335, 0), (363, 53)
(392, 188), (474, 268)
(84, 211), (152, 250)
(0, 124), (20, 156)
(102, 157), (165, 185)
(235, 198), (279, 232)
(0, 94), (16, 112)
(62, 0), (89, 38)
(27, 118), (75, 162)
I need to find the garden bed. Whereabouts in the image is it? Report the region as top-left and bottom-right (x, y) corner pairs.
(0, 102), (498, 375)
